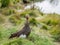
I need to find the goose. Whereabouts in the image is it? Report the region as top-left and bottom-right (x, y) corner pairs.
(9, 15), (31, 38)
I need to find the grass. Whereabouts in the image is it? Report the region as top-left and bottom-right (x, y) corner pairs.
(0, 1), (60, 45)
(0, 10), (60, 45)
(0, 26), (54, 45)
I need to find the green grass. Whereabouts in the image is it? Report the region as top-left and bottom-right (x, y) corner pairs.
(0, 25), (54, 45)
(0, 1), (60, 45)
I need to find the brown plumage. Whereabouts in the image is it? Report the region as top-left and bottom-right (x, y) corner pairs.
(9, 15), (31, 39)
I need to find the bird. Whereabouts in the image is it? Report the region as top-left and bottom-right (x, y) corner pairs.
(9, 15), (31, 39)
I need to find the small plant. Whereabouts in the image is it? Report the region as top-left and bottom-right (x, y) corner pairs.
(1, 0), (10, 8)
(0, 16), (5, 24)
(28, 32), (54, 45)
(42, 25), (48, 30)
(4, 9), (15, 16)
(29, 18), (38, 26)
(13, 0), (20, 4)
(41, 18), (59, 26)
(29, 11), (37, 17)
(9, 15), (21, 25)
(49, 24), (60, 42)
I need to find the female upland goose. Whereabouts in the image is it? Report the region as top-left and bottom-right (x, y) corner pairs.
(9, 15), (31, 38)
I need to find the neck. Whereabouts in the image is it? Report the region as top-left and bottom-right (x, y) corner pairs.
(25, 19), (29, 26)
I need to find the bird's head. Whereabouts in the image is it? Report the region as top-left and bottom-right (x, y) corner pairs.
(25, 14), (29, 20)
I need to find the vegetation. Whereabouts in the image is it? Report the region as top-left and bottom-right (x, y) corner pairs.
(0, 26), (54, 45)
(1, 0), (10, 7)
(0, 0), (60, 45)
